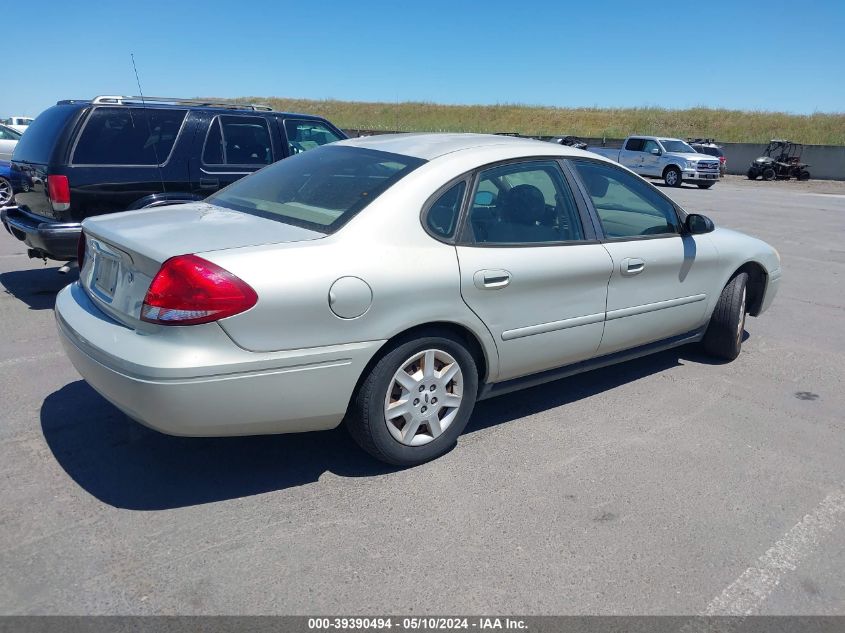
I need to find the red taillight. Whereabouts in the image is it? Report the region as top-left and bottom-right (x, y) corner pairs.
(719, 156), (727, 163)
(47, 175), (70, 211)
(140, 255), (257, 326)
(77, 233), (87, 268)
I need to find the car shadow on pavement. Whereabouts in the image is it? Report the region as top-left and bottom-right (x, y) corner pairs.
(41, 344), (726, 511)
(0, 266), (77, 310)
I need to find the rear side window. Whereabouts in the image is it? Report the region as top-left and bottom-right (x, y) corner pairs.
(425, 181), (466, 239)
(208, 145), (425, 233)
(624, 138), (645, 151)
(284, 119), (343, 155)
(11, 105), (77, 164)
(72, 107), (187, 165)
(203, 115), (273, 166)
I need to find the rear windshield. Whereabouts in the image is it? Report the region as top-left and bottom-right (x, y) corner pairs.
(11, 105), (78, 164)
(697, 146), (724, 157)
(72, 107), (187, 165)
(208, 145), (426, 233)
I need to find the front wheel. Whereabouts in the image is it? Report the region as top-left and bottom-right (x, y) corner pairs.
(0, 177), (12, 207)
(702, 272), (748, 361)
(747, 167), (758, 180)
(798, 170), (811, 181)
(664, 167), (682, 187)
(346, 333), (479, 466)
(762, 167), (776, 181)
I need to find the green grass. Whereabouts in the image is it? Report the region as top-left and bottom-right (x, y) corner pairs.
(242, 97), (845, 145)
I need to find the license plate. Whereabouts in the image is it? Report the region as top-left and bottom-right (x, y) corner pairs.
(93, 253), (120, 297)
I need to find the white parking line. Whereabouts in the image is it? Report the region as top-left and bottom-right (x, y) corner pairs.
(704, 487), (845, 615)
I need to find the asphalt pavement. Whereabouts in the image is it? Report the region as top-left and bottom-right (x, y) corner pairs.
(1, 176), (844, 615)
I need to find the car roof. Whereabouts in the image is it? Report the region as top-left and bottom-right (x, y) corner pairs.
(337, 132), (584, 160)
(53, 99), (327, 120)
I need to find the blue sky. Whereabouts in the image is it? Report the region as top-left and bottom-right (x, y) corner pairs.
(4, 0), (844, 118)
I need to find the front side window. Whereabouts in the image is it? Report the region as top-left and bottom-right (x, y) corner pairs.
(572, 160), (680, 238)
(468, 161), (584, 244)
(284, 119), (343, 155)
(208, 145), (425, 233)
(73, 107), (187, 165)
(203, 115), (273, 166)
(425, 181), (466, 239)
(642, 139), (660, 154)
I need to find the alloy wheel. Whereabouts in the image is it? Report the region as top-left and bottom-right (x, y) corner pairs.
(0, 178), (12, 207)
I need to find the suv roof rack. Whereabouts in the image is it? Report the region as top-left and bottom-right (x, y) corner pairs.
(90, 95), (274, 111)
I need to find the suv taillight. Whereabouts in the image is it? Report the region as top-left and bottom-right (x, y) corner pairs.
(140, 255), (258, 326)
(47, 175), (70, 212)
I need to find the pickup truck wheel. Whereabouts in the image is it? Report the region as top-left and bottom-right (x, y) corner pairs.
(346, 333), (479, 466)
(702, 272), (748, 361)
(697, 183), (715, 189)
(664, 167), (682, 187)
(762, 167), (776, 181)
(0, 177), (12, 207)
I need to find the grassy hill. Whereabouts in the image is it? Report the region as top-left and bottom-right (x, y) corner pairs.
(245, 97), (845, 145)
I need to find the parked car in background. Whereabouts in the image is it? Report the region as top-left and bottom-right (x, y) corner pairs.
(56, 134), (780, 466)
(0, 160), (27, 207)
(588, 136), (721, 188)
(1, 96), (345, 261)
(1, 116), (34, 133)
(688, 138), (726, 176)
(0, 123), (21, 160)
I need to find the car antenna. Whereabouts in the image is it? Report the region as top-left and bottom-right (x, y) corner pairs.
(130, 53), (167, 197)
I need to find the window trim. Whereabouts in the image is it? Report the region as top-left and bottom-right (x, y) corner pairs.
(455, 156), (599, 248)
(200, 114), (276, 169)
(565, 157), (689, 242)
(69, 105), (189, 167)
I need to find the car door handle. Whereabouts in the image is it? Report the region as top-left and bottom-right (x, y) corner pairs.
(474, 269), (511, 290)
(621, 258), (645, 276)
(199, 177), (219, 190)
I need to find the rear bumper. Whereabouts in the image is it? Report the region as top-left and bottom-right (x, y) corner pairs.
(55, 282), (385, 436)
(0, 206), (80, 260)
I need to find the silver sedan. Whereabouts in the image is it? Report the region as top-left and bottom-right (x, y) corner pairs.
(55, 134), (781, 465)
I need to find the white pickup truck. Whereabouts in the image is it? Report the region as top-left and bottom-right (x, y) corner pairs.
(588, 136), (721, 189)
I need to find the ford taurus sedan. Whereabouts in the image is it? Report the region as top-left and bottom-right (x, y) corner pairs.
(55, 134), (781, 466)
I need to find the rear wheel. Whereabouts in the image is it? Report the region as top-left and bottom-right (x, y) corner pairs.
(762, 167), (776, 181)
(346, 333), (479, 466)
(702, 272), (748, 361)
(697, 183), (715, 189)
(747, 167), (758, 180)
(798, 170), (811, 181)
(0, 177), (12, 207)
(664, 167), (682, 187)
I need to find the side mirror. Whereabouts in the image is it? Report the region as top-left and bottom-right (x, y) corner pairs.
(685, 213), (715, 234)
(650, 148), (661, 156)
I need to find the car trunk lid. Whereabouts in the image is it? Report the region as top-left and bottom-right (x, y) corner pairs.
(79, 202), (325, 327)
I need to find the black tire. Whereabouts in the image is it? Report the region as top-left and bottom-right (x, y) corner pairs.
(762, 167), (776, 181)
(702, 272), (748, 361)
(664, 166), (682, 187)
(746, 167), (758, 180)
(697, 183), (715, 189)
(346, 332), (479, 466)
(799, 170), (811, 181)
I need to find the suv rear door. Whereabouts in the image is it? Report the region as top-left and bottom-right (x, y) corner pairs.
(189, 113), (279, 196)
